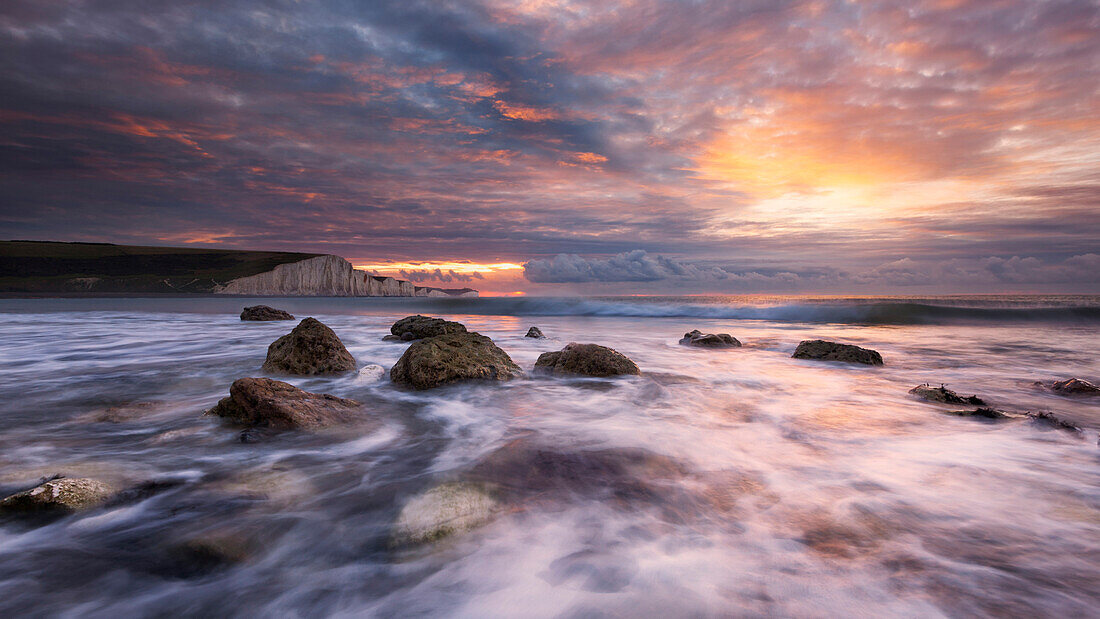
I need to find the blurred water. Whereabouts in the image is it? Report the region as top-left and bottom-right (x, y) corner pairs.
(0, 296), (1097, 617)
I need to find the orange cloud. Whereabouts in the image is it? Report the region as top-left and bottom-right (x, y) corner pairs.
(493, 100), (561, 121)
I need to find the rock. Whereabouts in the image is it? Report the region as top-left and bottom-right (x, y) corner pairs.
(262, 317), (356, 375)
(240, 305), (295, 321)
(465, 438), (692, 521)
(0, 477), (114, 514)
(679, 329), (741, 348)
(1050, 378), (1100, 396)
(389, 315), (467, 340)
(353, 364), (386, 384)
(945, 407), (1014, 419)
(909, 384), (985, 406)
(390, 332), (522, 390)
(533, 343), (641, 377)
(525, 327), (545, 338)
(792, 340), (883, 366)
(1026, 411), (1084, 434)
(206, 377), (362, 430)
(78, 400), (162, 423)
(392, 482), (498, 545)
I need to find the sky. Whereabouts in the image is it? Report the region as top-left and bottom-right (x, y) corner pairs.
(1, 0), (1098, 295)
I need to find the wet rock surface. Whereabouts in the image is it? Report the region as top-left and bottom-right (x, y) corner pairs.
(534, 343), (641, 377)
(910, 384), (986, 406)
(792, 340), (884, 365)
(206, 377), (363, 430)
(525, 326), (545, 338)
(1050, 377), (1100, 396)
(679, 329), (741, 348)
(240, 305), (295, 321)
(262, 317), (356, 375)
(389, 315), (467, 340)
(0, 477), (114, 514)
(390, 332), (522, 390)
(392, 482), (499, 546)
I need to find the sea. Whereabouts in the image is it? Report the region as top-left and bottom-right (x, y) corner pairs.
(0, 295), (1097, 617)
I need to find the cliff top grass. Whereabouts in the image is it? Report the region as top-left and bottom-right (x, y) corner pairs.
(0, 240), (323, 293)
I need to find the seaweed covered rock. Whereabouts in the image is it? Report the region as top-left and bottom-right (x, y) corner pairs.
(262, 317), (356, 375)
(792, 340), (883, 366)
(533, 343), (640, 377)
(910, 384), (985, 406)
(392, 482), (499, 546)
(206, 377), (362, 430)
(525, 327), (545, 339)
(1050, 378), (1100, 396)
(390, 332), (522, 390)
(389, 315), (467, 340)
(679, 330), (741, 348)
(0, 477), (114, 514)
(240, 305), (294, 321)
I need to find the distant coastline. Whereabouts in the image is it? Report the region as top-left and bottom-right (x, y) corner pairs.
(0, 240), (477, 298)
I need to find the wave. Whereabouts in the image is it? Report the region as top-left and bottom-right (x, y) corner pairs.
(412, 297), (1100, 324)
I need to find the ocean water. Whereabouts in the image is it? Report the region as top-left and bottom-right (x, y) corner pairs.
(0, 295), (1097, 617)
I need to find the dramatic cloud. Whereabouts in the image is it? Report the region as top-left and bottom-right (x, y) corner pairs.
(1, 0), (1098, 292)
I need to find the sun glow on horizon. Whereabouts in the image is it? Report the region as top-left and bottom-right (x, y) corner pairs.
(354, 261), (525, 274)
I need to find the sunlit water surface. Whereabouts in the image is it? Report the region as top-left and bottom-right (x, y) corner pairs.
(0, 296), (1097, 617)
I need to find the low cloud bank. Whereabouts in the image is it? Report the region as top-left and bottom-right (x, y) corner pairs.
(523, 251), (1100, 288)
(398, 269), (485, 283)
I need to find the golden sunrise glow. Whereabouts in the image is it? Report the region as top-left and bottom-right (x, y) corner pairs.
(354, 261), (525, 274)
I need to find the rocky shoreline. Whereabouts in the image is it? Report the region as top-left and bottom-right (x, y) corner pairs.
(5, 306), (1095, 557)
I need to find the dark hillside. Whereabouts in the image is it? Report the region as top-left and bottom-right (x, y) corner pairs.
(0, 241), (323, 293)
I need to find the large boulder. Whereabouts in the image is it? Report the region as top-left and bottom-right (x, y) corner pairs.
(0, 477), (114, 514)
(792, 340), (883, 366)
(262, 317), (356, 375)
(392, 482), (499, 546)
(1050, 377), (1100, 396)
(390, 332), (522, 390)
(389, 315), (467, 340)
(240, 305), (295, 321)
(534, 343), (640, 377)
(679, 329), (741, 348)
(206, 377), (362, 430)
(909, 384), (985, 406)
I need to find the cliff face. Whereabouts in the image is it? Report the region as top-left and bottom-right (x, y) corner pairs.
(213, 255), (478, 297)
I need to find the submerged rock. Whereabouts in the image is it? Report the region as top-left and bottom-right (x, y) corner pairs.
(206, 377), (362, 430)
(240, 305), (294, 321)
(390, 332), (522, 390)
(389, 315), (467, 340)
(945, 407), (1014, 420)
(1027, 411), (1084, 435)
(0, 477), (114, 514)
(910, 384), (986, 406)
(533, 343), (641, 377)
(466, 438), (691, 509)
(679, 329), (741, 348)
(792, 340), (884, 366)
(525, 326), (545, 339)
(392, 482), (499, 545)
(262, 317), (356, 375)
(1050, 378), (1100, 396)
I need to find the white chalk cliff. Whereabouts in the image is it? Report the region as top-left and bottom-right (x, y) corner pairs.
(213, 255), (478, 297)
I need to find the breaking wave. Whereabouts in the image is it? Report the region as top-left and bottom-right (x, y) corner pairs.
(415, 296), (1100, 324)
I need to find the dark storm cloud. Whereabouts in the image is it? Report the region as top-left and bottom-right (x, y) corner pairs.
(1, 0), (1098, 291)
